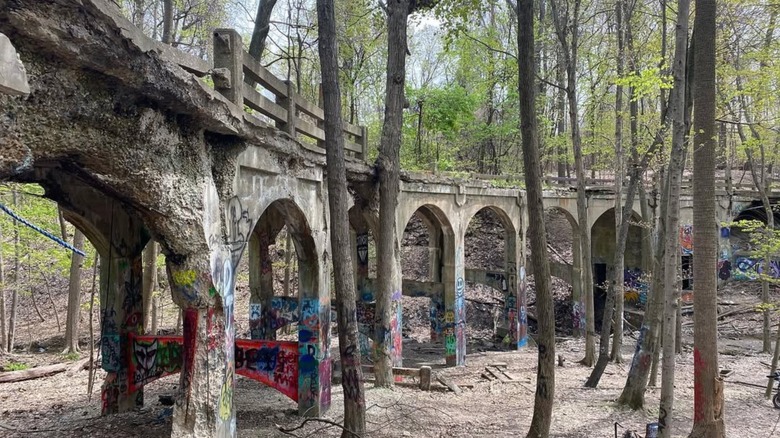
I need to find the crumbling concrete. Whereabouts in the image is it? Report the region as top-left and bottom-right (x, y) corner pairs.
(0, 33), (29, 96)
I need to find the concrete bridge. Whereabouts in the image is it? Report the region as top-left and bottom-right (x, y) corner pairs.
(1, 1), (777, 437)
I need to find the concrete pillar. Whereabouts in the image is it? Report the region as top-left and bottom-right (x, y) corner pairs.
(354, 231), (373, 357)
(571, 232), (585, 337)
(505, 225), (526, 349)
(99, 211), (148, 414)
(297, 257), (331, 415)
(443, 232), (465, 366)
(167, 251), (237, 438)
(249, 211), (284, 340)
(0, 33), (30, 96)
(428, 225), (443, 342)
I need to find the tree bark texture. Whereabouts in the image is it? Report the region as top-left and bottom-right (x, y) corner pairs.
(658, 1), (690, 431)
(64, 229), (86, 354)
(249, 0), (279, 61)
(375, 0), (411, 385)
(0, 223), (6, 353)
(161, 0), (173, 44)
(316, 0), (367, 433)
(8, 190), (20, 353)
(690, 0), (725, 435)
(516, 0), (555, 436)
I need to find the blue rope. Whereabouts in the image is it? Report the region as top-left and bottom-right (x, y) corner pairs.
(0, 201), (87, 256)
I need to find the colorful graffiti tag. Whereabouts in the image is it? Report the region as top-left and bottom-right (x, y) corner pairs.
(235, 339), (299, 401)
(733, 257), (780, 281)
(429, 294), (445, 342)
(623, 268), (648, 305)
(128, 335), (184, 392)
(680, 225), (693, 255)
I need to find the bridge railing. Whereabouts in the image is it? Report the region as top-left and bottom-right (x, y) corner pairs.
(156, 28), (369, 161)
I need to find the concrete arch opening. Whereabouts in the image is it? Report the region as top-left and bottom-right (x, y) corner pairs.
(531, 207), (581, 335)
(463, 206), (520, 348)
(348, 205), (378, 359)
(400, 204), (456, 365)
(590, 207), (646, 331)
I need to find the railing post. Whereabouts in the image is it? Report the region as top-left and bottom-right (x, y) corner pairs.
(212, 29), (243, 108)
(360, 125), (369, 163)
(278, 80), (296, 137)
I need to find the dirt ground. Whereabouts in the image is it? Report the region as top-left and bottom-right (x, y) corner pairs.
(3, 326), (780, 438)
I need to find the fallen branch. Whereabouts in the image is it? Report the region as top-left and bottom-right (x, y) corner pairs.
(277, 417), (361, 437)
(0, 358), (88, 383)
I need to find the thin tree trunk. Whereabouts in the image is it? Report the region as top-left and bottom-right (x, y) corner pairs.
(549, 0), (594, 367)
(374, 0), (412, 387)
(249, 0), (279, 61)
(316, 0), (366, 433)
(161, 0), (173, 44)
(610, 0), (626, 364)
(142, 241), (158, 333)
(88, 256), (98, 400)
(8, 190), (20, 353)
(63, 229), (85, 354)
(514, 0), (555, 435)
(151, 296), (159, 336)
(0, 223), (6, 353)
(689, 0), (726, 433)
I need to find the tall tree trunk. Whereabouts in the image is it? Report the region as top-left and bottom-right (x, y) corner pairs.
(316, 0), (366, 433)
(610, 0), (626, 364)
(249, 0), (279, 61)
(549, 0), (594, 366)
(133, 0), (145, 32)
(555, 50), (567, 181)
(658, 2), (690, 431)
(0, 223), (6, 353)
(514, 0), (555, 435)
(375, 0), (412, 387)
(142, 241), (158, 333)
(689, 0), (726, 434)
(7, 190), (20, 353)
(63, 229), (86, 355)
(161, 0), (173, 44)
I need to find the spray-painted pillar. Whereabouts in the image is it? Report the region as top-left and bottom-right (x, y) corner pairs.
(99, 208), (149, 414)
(443, 229), (466, 366)
(426, 219), (444, 343)
(248, 209), (284, 340)
(505, 220), (527, 349)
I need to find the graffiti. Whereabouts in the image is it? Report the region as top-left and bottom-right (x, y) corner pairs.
(101, 333), (121, 372)
(226, 197), (252, 265)
(258, 297), (299, 338)
(235, 339), (299, 401)
(319, 357), (331, 409)
(249, 303), (262, 338)
(624, 268), (648, 305)
(718, 259), (732, 281)
(517, 266), (528, 348)
(172, 269), (197, 287)
(356, 301), (374, 357)
(342, 345), (362, 402)
(128, 335), (183, 392)
(356, 233), (369, 265)
(734, 257), (760, 280)
(429, 294), (444, 342)
(733, 257), (780, 281)
(455, 277), (466, 365)
(679, 225), (693, 255)
(298, 343), (320, 409)
(572, 301), (584, 333)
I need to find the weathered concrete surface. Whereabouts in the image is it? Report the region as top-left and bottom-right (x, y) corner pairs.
(0, 33), (29, 96)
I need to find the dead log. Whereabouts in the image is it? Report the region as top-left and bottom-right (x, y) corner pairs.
(0, 358), (89, 383)
(435, 373), (462, 395)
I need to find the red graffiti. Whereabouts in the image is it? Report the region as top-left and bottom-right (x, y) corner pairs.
(183, 309), (198, 396)
(693, 348), (705, 423)
(235, 339), (299, 401)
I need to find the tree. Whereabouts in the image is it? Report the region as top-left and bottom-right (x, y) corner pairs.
(249, 0), (279, 61)
(689, 0), (725, 435)
(7, 189), (20, 353)
(142, 241), (158, 334)
(510, 0), (555, 435)
(0, 223), (5, 353)
(548, 0), (595, 366)
(63, 229), (85, 354)
(657, 0), (690, 433)
(317, 0), (366, 433)
(375, 0), (435, 386)
(162, 0), (173, 44)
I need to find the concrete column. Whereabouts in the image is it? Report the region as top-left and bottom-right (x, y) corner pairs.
(505, 225), (526, 349)
(248, 228), (275, 339)
(167, 251), (237, 438)
(428, 226), (443, 342)
(571, 232), (585, 337)
(100, 215), (148, 414)
(354, 231), (373, 357)
(297, 257), (331, 415)
(443, 232), (465, 366)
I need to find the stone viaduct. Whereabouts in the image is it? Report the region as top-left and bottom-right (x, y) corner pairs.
(0, 1), (777, 437)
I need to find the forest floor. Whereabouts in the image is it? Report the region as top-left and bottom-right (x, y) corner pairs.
(2, 210), (780, 437)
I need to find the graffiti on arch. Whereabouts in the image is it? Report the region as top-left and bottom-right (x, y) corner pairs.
(128, 334), (184, 393)
(733, 257), (780, 281)
(679, 225), (693, 255)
